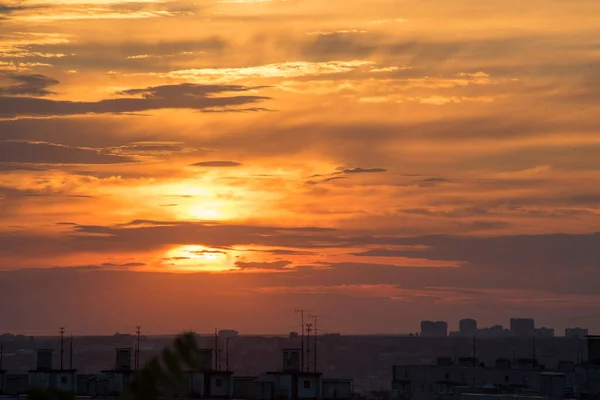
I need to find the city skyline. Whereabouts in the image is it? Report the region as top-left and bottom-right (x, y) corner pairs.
(0, 317), (594, 337)
(2, 0), (600, 333)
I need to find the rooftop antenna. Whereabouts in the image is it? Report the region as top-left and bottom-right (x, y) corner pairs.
(135, 326), (141, 370)
(218, 347), (222, 371)
(295, 309), (310, 371)
(214, 328), (219, 371)
(60, 327), (65, 370)
(306, 323), (313, 372)
(310, 315), (324, 373)
(69, 335), (73, 370)
(226, 337), (230, 372)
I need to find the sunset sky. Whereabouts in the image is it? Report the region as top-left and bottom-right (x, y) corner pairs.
(1, 0), (600, 335)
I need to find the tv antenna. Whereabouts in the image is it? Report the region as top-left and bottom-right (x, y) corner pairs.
(306, 323), (313, 372)
(135, 326), (141, 370)
(310, 315), (324, 372)
(295, 309), (311, 371)
(59, 327), (65, 370)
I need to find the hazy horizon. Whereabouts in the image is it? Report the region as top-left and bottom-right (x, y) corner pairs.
(0, 307), (595, 337)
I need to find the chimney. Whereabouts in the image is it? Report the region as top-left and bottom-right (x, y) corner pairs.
(115, 348), (132, 371)
(37, 349), (53, 371)
(282, 349), (301, 372)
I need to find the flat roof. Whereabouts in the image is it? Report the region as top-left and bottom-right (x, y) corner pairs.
(28, 369), (77, 373)
(184, 370), (233, 374)
(392, 365), (564, 373)
(265, 371), (322, 376)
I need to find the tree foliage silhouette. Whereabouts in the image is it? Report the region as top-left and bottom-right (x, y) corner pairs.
(26, 333), (204, 400)
(123, 332), (203, 400)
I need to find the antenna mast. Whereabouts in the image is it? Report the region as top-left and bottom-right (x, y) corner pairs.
(226, 337), (230, 372)
(306, 323), (312, 372)
(135, 326), (141, 370)
(69, 335), (73, 370)
(310, 315), (324, 372)
(60, 327), (65, 370)
(214, 329), (219, 371)
(295, 309), (310, 372)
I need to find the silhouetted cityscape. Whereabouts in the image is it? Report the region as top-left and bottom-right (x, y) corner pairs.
(419, 318), (589, 338)
(0, 316), (598, 400)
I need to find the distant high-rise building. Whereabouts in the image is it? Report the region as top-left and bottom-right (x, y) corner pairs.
(477, 325), (511, 338)
(510, 318), (535, 337)
(420, 321), (448, 337)
(459, 318), (478, 336)
(535, 327), (555, 338)
(565, 327), (589, 339)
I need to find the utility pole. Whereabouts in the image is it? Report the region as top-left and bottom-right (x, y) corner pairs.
(135, 326), (141, 370)
(310, 315), (324, 373)
(295, 309), (310, 372)
(60, 327), (65, 370)
(69, 335), (73, 370)
(306, 323), (312, 372)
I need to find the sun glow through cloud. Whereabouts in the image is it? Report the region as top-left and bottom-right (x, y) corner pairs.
(165, 245), (236, 272)
(2, 0), (600, 334)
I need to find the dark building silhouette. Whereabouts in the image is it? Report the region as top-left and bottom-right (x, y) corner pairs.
(510, 318), (535, 337)
(566, 327), (589, 338)
(534, 327), (555, 338)
(459, 319), (477, 336)
(586, 335), (600, 364)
